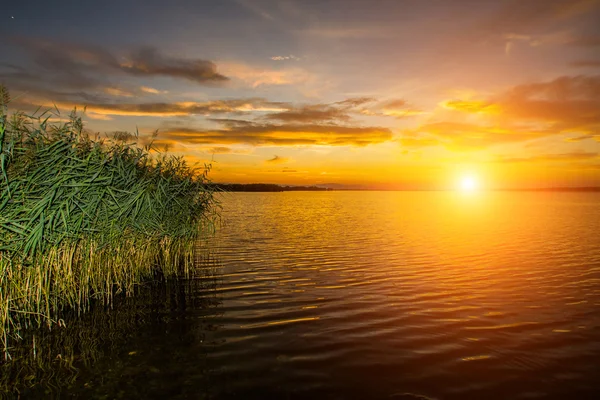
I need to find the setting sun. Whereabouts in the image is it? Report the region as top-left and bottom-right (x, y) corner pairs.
(459, 176), (479, 192)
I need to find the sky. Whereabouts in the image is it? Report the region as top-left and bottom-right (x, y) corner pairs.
(2, 0), (600, 189)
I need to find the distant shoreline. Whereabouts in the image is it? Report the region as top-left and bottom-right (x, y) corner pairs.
(211, 183), (600, 192)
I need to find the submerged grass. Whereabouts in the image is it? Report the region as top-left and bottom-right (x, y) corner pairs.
(0, 86), (219, 354)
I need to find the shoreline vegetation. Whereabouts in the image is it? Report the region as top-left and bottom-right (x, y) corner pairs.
(211, 183), (331, 192)
(0, 86), (219, 355)
(211, 183), (600, 192)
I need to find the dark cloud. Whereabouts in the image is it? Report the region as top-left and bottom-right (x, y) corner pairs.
(5, 36), (229, 94)
(120, 47), (228, 84)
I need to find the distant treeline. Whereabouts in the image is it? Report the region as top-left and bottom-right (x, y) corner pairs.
(211, 183), (331, 192)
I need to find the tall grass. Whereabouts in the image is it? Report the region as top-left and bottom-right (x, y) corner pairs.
(0, 86), (219, 354)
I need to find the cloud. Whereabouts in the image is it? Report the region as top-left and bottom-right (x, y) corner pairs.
(565, 134), (599, 142)
(207, 147), (233, 154)
(140, 86), (167, 94)
(259, 97), (421, 124)
(483, 0), (599, 35)
(495, 75), (600, 132)
(55, 98), (290, 117)
(357, 98), (424, 118)
(104, 87), (134, 97)
(565, 35), (600, 46)
(6, 36), (229, 91)
(263, 104), (351, 123)
(406, 121), (544, 150)
(406, 75), (600, 150)
(158, 121), (393, 147)
(271, 55), (300, 61)
(570, 60), (600, 67)
(495, 152), (599, 163)
(265, 155), (289, 164)
(334, 97), (377, 108)
(220, 62), (314, 87)
(296, 27), (389, 39)
(235, 0), (275, 21)
(119, 47), (228, 84)
(442, 100), (501, 114)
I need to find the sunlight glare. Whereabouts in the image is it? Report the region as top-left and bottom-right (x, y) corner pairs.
(459, 176), (479, 192)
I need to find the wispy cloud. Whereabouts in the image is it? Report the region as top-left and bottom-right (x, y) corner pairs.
(495, 152), (599, 163)
(103, 87), (134, 97)
(207, 146), (233, 154)
(140, 86), (167, 94)
(265, 155), (289, 164)
(220, 62), (314, 87)
(50, 98), (290, 117)
(296, 27), (389, 39)
(157, 121), (393, 147)
(271, 55), (301, 61)
(565, 135), (597, 142)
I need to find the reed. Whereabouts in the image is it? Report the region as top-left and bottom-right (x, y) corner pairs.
(0, 86), (219, 354)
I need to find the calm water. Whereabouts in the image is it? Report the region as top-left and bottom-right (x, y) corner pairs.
(8, 191), (600, 399)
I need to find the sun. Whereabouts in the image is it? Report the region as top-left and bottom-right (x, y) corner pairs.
(459, 175), (479, 192)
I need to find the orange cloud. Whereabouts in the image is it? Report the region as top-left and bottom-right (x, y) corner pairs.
(408, 75), (600, 150)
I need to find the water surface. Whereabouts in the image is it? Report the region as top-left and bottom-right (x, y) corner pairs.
(10, 191), (600, 399)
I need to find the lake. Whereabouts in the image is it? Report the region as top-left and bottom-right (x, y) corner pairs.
(7, 191), (600, 399)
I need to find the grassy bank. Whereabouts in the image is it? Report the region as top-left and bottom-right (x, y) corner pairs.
(0, 87), (219, 354)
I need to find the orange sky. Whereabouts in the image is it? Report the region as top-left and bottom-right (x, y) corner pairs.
(3, 0), (600, 189)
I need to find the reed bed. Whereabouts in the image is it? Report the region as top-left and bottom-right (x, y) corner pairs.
(0, 86), (219, 354)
